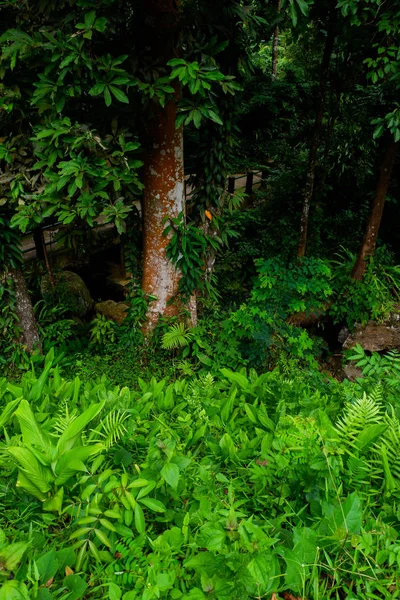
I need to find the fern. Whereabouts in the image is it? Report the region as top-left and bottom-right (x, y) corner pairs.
(176, 360), (195, 376)
(200, 372), (214, 388)
(91, 411), (128, 449)
(52, 402), (78, 436)
(162, 323), (193, 350)
(335, 394), (384, 448)
(374, 410), (400, 482)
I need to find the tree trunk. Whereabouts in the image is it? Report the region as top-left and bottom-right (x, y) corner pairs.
(142, 97), (185, 330)
(297, 20), (336, 257)
(271, 0), (281, 81)
(139, 0), (194, 330)
(10, 268), (42, 353)
(351, 140), (397, 280)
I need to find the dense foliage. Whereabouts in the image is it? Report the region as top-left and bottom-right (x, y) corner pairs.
(1, 349), (400, 599)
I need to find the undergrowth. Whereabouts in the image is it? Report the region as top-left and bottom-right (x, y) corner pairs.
(1, 349), (400, 598)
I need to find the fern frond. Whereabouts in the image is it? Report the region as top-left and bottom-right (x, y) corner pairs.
(52, 404), (78, 436)
(176, 360), (195, 376)
(374, 410), (400, 481)
(162, 323), (193, 350)
(335, 394), (384, 446)
(368, 384), (384, 405)
(201, 372), (214, 388)
(92, 411), (128, 449)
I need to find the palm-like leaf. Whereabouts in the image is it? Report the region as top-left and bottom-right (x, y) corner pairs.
(162, 323), (193, 350)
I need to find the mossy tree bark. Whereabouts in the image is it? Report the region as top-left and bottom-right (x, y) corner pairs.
(10, 268), (42, 353)
(140, 0), (194, 331)
(142, 96), (185, 330)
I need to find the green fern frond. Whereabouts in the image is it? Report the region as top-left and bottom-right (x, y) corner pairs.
(335, 394), (384, 446)
(201, 373), (214, 388)
(52, 404), (78, 436)
(176, 360), (195, 376)
(162, 323), (193, 350)
(368, 384), (384, 405)
(374, 410), (400, 481)
(92, 411), (128, 449)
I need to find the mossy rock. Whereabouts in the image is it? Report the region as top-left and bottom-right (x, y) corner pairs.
(41, 271), (94, 317)
(95, 300), (129, 324)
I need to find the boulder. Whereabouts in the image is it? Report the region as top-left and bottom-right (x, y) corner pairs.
(342, 314), (400, 352)
(41, 271), (94, 318)
(95, 300), (129, 324)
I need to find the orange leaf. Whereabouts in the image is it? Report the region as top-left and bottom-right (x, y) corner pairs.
(205, 210), (212, 221)
(65, 566), (74, 576)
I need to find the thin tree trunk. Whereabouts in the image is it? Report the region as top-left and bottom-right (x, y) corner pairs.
(271, 0), (281, 80)
(142, 96), (185, 330)
(297, 20), (336, 257)
(10, 268), (42, 353)
(351, 140), (397, 280)
(40, 228), (55, 291)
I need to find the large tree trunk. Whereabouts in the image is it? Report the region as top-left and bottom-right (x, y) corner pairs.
(271, 0), (281, 80)
(351, 140), (397, 280)
(10, 268), (42, 353)
(297, 20), (336, 257)
(140, 0), (191, 331)
(142, 97), (185, 330)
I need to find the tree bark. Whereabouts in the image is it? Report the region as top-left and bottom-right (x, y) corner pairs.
(297, 20), (336, 257)
(10, 268), (42, 353)
(351, 140), (397, 280)
(142, 97), (185, 330)
(271, 0), (281, 81)
(139, 0), (194, 330)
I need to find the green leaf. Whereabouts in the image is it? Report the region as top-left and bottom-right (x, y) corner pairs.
(0, 581), (30, 600)
(84, 10), (96, 28)
(43, 487), (64, 513)
(296, 0), (309, 16)
(219, 433), (236, 459)
(355, 423), (387, 452)
(57, 401), (105, 454)
(139, 498), (166, 513)
(290, 0), (298, 26)
(94, 528), (112, 548)
(161, 463), (180, 490)
(197, 523), (226, 552)
(89, 83), (106, 96)
(1, 542), (30, 571)
(134, 503), (145, 533)
(207, 110), (223, 125)
(8, 447), (51, 495)
(0, 398), (21, 430)
(104, 87), (112, 107)
(245, 553), (279, 596)
(109, 583), (122, 600)
(220, 369), (249, 389)
(63, 574), (88, 600)
(35, 549), (58, 584)
(109, 86), (129, 103)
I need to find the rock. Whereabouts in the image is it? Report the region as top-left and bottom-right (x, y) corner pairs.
(338, 326), (350, 344)
(343, 364), (363, 382)
(41, 271), (94, 318)
(95, 300), (129, 324)
(342, 317), (400, 353)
